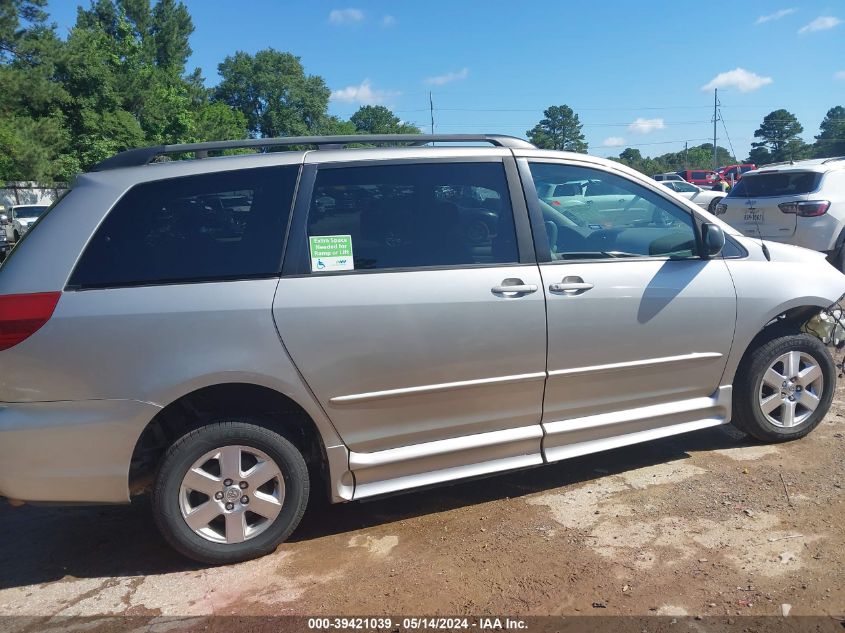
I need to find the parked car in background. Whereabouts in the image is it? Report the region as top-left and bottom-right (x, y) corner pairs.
(713, 157), (845, 269)
(718, 164), (756, 183)
(0, 213), (11, 261)
(676, 169), (717, 187)
(652, 173), (684, 182)
(6, 204), (50, 241)
(660, 180), (725, 213)
(1, 134), (843, 566)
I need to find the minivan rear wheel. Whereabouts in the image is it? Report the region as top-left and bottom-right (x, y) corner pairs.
(152, 420), (309, 564)
(732, 334), (834, 443)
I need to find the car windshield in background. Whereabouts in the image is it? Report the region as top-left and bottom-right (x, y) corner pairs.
(15, 206), (49, 219)
(728, 172), (822, 198)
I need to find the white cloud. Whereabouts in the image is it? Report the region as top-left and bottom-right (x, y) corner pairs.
(330, 79), (399, 105)
(328, 8), (363, 25)
(381, 14), (396, 27)
(835, 70), (845, 80)
(602, 136), (626, 147)
(798, 15), (842, 33)
(424, 68), (469, 86)
(755, 8), (795, 24)
(701, 67), (773, 93)
(628, 118), (665, 134)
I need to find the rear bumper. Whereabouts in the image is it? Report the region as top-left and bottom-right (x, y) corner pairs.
(0, 399), (160, 503)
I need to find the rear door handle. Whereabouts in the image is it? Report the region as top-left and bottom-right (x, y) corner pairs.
(492, 278), (538, 296)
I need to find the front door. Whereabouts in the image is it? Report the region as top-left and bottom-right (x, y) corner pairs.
(520, 159), (737, 462)
(273, 156), (547, 498)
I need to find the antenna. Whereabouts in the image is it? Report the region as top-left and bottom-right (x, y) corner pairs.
(712, 88), (718, 171)
(429, 91), (435, 135)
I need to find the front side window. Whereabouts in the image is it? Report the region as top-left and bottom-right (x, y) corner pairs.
(304, 161), (518, 272)
(69, 166), (299, 288)
(528, 162), (698, 260)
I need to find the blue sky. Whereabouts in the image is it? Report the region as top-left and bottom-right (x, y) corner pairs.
(46, 1), (845, 160)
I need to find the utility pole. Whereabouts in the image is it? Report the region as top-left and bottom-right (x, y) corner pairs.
(712, 89), (718, 171)
(684, 141), (689, 170)
(429, 91), (434, 135)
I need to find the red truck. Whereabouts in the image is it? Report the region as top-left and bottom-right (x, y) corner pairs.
(675, 169), (717, 186)
(716, 164), (756, 183)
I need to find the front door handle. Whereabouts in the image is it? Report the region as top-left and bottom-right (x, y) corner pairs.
(549, 276), (594, 294)
(492, 278), (538, 296)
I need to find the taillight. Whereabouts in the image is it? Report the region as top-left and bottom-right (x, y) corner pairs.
(778, 200), (831, 217)
(0, 292), (60, 351)
(551, 200), (561, 206)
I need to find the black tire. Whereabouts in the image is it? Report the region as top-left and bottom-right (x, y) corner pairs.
(13, 230), (19, 242)
(708, 197), (723, 213)
(152, 420), (309, 565)
(732, 334), (834, 443)
(719, 422), (749, 441)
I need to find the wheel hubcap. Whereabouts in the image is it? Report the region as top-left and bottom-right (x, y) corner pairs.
(179, 445), (285, 544)
(759, 351), (824, 428)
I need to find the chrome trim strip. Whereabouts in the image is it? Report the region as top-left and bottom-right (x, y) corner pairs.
(348, 425), (543, 468)
(547, 352), (723, 378)
(330, 371), (547, 405)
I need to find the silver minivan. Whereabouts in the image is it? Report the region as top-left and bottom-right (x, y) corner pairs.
(1, 134), (843, 564)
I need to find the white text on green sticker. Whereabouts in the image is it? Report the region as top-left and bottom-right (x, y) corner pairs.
(309, 235), (354, 272)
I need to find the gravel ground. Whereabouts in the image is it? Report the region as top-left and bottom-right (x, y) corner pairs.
(1, 389), (844, 623)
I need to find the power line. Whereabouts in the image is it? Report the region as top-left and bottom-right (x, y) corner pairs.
(718, 105), (738, 160)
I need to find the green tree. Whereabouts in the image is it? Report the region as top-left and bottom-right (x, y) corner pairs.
(526, 105), (587, 152)
(215, 48), (330, 138)
(749, 109), (810, 163)
(0, 0), (72, 180)
(349, 105), (420, 134)
(813, 106), (845, 158)
(0, 0), (49, 62)
(746, 146), (772, 166)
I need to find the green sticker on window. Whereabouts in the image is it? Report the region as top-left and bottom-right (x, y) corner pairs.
(309, 235), (354, 272)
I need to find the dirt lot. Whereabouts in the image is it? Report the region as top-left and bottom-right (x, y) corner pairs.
(1, 390), (844, 624)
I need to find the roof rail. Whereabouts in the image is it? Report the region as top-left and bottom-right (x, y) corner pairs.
(821, 156), (845, 164)
(91, 134), (536, 171)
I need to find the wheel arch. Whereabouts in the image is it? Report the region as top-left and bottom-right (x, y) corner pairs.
(723, 298), (832, 385)
(128, 382), (350, 503)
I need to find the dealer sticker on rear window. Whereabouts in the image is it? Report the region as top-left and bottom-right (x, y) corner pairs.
(309, 235), (354, 272)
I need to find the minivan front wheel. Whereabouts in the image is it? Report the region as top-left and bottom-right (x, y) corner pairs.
(733, 334), (834, 443)
(152, 420), (309, 564)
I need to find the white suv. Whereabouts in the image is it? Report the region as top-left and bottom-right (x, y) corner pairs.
(714, 157), (845, 269)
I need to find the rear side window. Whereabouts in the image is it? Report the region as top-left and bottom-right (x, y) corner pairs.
(69, 166), (298, 288)
(301, 161), (518, 272)
(728, 171), (823, 198)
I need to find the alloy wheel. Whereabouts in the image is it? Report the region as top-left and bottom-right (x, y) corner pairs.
(179, 445), (285, 544)
(758, 351), (824, 428)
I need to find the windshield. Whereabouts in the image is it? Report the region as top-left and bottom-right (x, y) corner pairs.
(14, 206), (49, 219)
(728, 171), (822, 198)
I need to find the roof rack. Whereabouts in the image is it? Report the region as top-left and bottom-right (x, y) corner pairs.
(91, 134), (536, 171)
(821, 156), (845, 164)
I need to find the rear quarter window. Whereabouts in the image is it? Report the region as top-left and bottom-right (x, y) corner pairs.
(728, 171), (823, 198)
(68, 166), (299, 288)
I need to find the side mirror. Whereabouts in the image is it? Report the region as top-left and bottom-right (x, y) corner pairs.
(702, 222), (725, 257)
